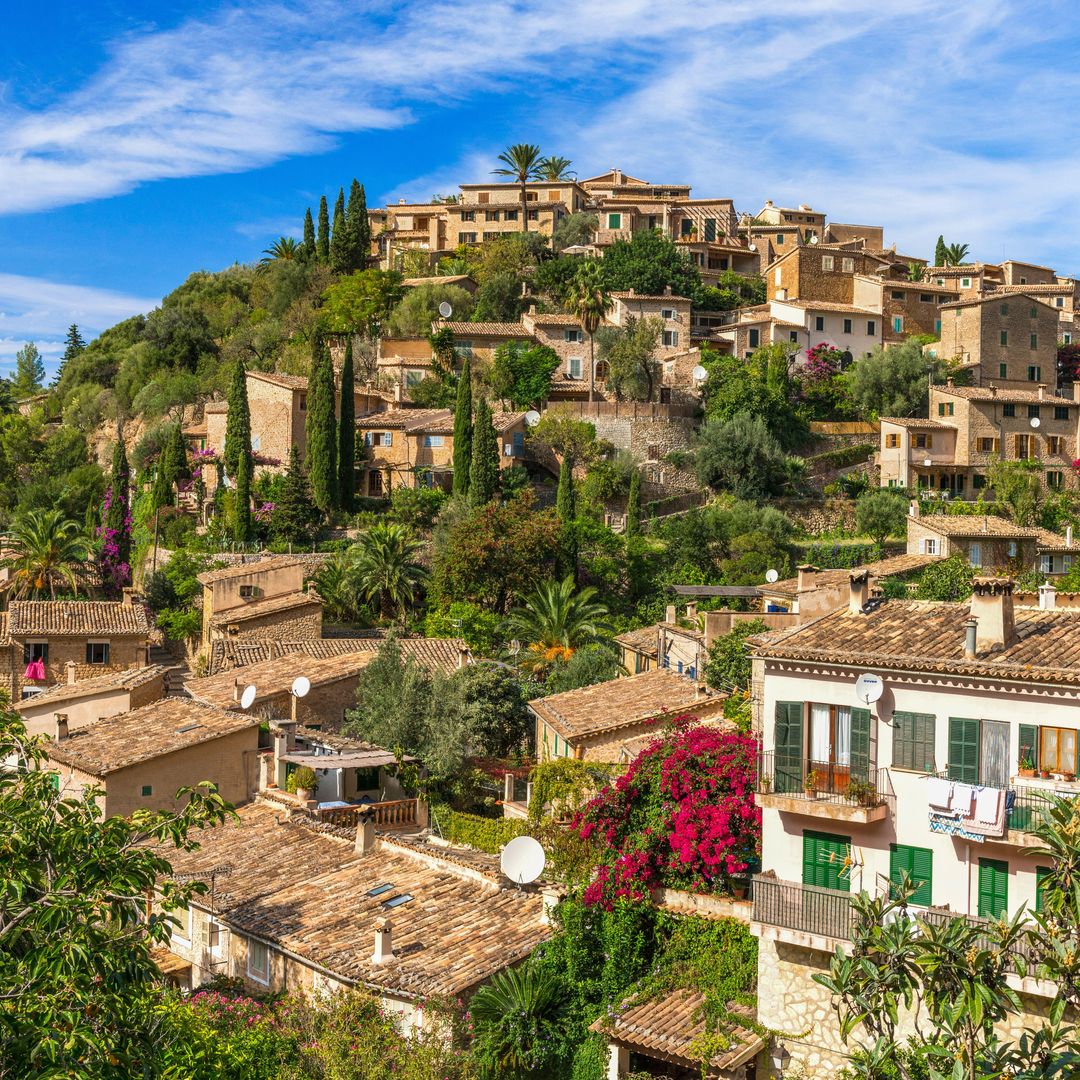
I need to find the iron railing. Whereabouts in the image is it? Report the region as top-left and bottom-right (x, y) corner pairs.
(757, 751), (895, 811)
(1006, 787), (1053, 834)
(752, 875), (856, 941)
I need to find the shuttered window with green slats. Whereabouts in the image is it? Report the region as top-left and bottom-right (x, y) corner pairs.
(775, 701), (804, 794)
(978, 857), (1009, 919)
(948, 718), (980, 784)
(1036, 866), (1051, 913)
(1019, 723), (1039, 770)
(890, 843), (933, 906)
(893, 711), (936, 772)
(850, 707), (871, 784)
(803, 830), (851, 892)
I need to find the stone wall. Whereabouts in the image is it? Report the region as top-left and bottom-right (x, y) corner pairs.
(586, 412), (700, 493)
(213, 608), (323, 647)
(775, 497), (858, 534)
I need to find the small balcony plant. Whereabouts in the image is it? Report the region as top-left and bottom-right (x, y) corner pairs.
(288, 766), (318, 802)
(804, 770), (822, 799)
(845, 778), (878, 808)
(1018, 751), (1036, 779)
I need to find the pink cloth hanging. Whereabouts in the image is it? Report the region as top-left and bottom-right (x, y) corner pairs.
(24, 660), (45, 681)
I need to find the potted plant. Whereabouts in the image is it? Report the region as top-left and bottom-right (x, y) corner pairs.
(291, 766), (318, 802)
(1040, 767), (1052, 780)
(1065, 772), (1076, 784)
(1018, 753), (1036, 779)
(845, 778), (877, 807)
(759, 774), (772, 795)
(804, 770), (822, 799)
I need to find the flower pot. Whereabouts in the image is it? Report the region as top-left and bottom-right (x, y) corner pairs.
(1040, 771), (1052, 780)
(1018, 769), (1035, 779)
(297, 787), (313, 802)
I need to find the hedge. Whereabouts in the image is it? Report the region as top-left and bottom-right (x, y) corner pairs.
(807, 442), (875, 470)
(433, 805), (528, 854)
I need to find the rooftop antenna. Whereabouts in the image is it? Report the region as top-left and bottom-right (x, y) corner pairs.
(239, 684), (257, 710)
(500, 835), (546, 885)
(290, 675), (311, 724)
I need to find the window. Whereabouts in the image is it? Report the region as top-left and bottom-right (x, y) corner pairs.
(968, 542), (982, 568)
(1028, 366), (1041, 382)
(247, 938), (269, 984)
(802, 830), (851, 892)
(978, 858), (1009, 919)
(885, 433), (900, 448)
(141, 784), (152, 797)
(1049, 471), (1065, 488)
(892, 712), (936, 773)
(239, 584), (259, 600)
(1031, 334), (1039, 350)
(483, 231), (498, 242)
(528, 209), (538, 221)
(1000, 303), (1009, 316)
(1057, 297), (1065, 308)
(661, 307), (676, 321)
(890, 844), (933, 906)
(563, 329), (583, 343)
(842, 257), (854, 273)
(460, 210), (475, 221)
(977, 437), (999, 453)
(607, 213), (622, 229)
(1000, 330), (1009, 346)
(1056, 406), (1070, 420)
(774, 268), (782, 285)
(298, 393), (306, 411)
(20, 688), (43, 700)
(914, 433), (933, 449)
(947, 718), (1009, 788)
(422, 435), (444, 448)
(923, 538), (938, 555)
(815, 316), (825, 331)
(354, 766), (379, 791)
(1029, 404), (1041, 418)
(867, 320), (876, 336)
(822, 255), (835, 271)
(961, 277), (972, 288)
(22, 643), (48, 665)
(1003, 404), (1016, 417)
(1040, 727), (1078, 774)
(973, 473), (986, 488)
(776, 233), (785, 245)
(892, 290), (904, 300)
(459, 232), (476, 244)
(1015, 433), (1033, 458)
(368, 470), (383, 497)
(485, 209), (499, 221)
(86, 642), (110, 665)
(999, 363), (1008, 379)
(921, 293), (933, 303)
(843, 318), (852, 334)
(1008, 540), (1018, 557)
(365, 432), (392, 448)
(935, 320), (942, 334)
(569, 357), (582, 379)
(1067, 334), (1074, 344)
(1047, 435), (1063, 454)
(504, 209), (518, 221)
(172, 906), (192, 944)
(704, 218), (717, 242)
(748, 328), (760, 348)
(790, 331), (799, 343)
(662, 330), (679, 347)
(680, 218), (693, 237)
(937, 402), (954, 416)
(1031, 305), (1039, 318)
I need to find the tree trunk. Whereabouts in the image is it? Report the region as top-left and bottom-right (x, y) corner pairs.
(588, 333), (595, 402)
(520, 178), (527, 233)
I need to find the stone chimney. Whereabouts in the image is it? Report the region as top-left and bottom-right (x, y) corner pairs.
(1039, 581), (1057, 610)
(371, 918), (393, 965)
(1073, 381), (1080, 403)
(1038, 384), (1047, 400)
(665, 604), (677, 624)
(233, 678), (243, 702)
(121, 587), (136, 606)
(848, 570), (871, 615)
(1068, 525), (1074, 549)
(988, 383), (998, 397)
(54, 714), (69, 742)
(66, 661), (78, 686)
(969, 577), (1017, 654)
(354, 814), (377, 854)
(695, 682), (711, 700)
(909, 499), (920, 519)
(796, 565), (817, 593)
(457, 646), (471, 670)
(685, 602), (698, 621)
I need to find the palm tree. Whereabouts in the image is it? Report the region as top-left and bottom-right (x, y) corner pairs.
(1, 509), (94, 599)
(346, 522), (427, 623)
(259, 236), (300, 268)
(503, 575), (611, 670)
(493, 143), (543, 233)
(537, 155), (574, 181)
(311, 552), (361, 624)
(907, 262), (925, 282)
(565, 261), (613, 402)
(943, 242), (970, 266)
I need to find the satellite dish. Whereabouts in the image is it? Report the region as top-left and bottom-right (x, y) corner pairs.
(691, 364), (708, 382)
(239, 685), (257, 710)
(765, 568), (779, 583)
(923, 457), (933, 468)
(854, 672), (884, 706)
(809, 235), (819, 245)
(748, 244), (757, 252)
(500, 835), (546, 884)
(291, 676), (311, 699)
(524, 410), (541, 428)
(1030, 416), (1041, 429)
(438, 302), (453, 318)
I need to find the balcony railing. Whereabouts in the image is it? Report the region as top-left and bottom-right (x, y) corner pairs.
(1006, 787), (1053, 834)
(757, 751), (895, 811)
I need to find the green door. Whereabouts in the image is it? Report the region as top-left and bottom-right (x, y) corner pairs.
(890, 844), (933, 906)
(775, 701), (804, 794)
(978, 858), (1009, 919)
(948, 718), (980, 784)
(803, 830), (851, 892)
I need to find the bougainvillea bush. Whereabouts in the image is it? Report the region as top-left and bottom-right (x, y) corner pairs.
(575, 719), (760, 908)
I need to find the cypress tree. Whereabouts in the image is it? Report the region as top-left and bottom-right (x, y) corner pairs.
(329, 187), (348, 273)
(306, 333), (338, 513)
(54, 324), (86, 386)
(556, 455), (575, 522)
(934, 235), (947, 267)
(452, 356), (473, 497)
(302, 207), (316, 261)
(469, 395), (499, 506)
(234, 449), (253, 542)
(347, 179), (370, 271)
(151, 426), (182, 511)
(317, 196), (330, 262)
(625, 469), (642, 537)
(102, 436), (132, 588)
(223, 361), (250, 480)
(273, 446), (320, 544)
(338, 338), (356, 511)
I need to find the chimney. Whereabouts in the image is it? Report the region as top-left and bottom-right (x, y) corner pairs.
(1039, 581), (1058, 611)
(695, 682), (711, 700)
(665, 604), (677, 624)
(233, 678), (243, 702)
(797, 564), (817, 592)
(54, 714), (69, 742)
(765, 200), (773, 207)
(664, 285), (672, 296)
(685, 602), (698, 621)
(355, 814), (377, 854)
(1067, 525), (1073, 549)
(1073, 381), (1080, 403)
(989, 384), (998, 397)
(457, 646), (471, 670)
(393, 383), (403, 403)
(66, 661), (78, 686)
(909, 499), (920, 519)
(371, 918), (393, 965)
(848, 570), (871, 615)
(1038, 384), (1047, 400)
(968, 577), (1016, 654)
(963, 618), (978, 659)
(121, 587), (135, 606)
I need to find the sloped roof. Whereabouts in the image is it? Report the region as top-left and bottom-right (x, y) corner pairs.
(8, 600), (153, 638)
(935, 384), (1076, 407)
(13, 664), (166, 712)
(208, 591), (321, 628)
(247, 370), (308, 390)
(614, 624), (659, 659)
(432, 321), (528, 336)
(878, 416), (957, 429)
(763, 553), (942, 599)
(208, 635), (470, 676)
(915, 514), (1052, 540)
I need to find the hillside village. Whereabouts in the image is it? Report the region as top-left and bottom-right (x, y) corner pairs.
(10, 148), (1080, 1078)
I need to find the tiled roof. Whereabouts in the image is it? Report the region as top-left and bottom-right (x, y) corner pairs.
(935, 384), (1076, 407)
(357, 408), (524, 435)
(208, 635), (470, 676)
(927, 264), (984, 275)
(8, 600), (153, 637)
(401, 275), (474, 287)
(529, 669), (725, 742)
(208, 591), (321, 628)
(763, 553), (940, 599)
(161, 803), (549, 997)
(196, 555), (308, 586)
(526, 313), (581, 326)
(186, 650), (376, 707)
(775, 300), (880, 315)
(915, 514), (1056, 541)
(611, 292), (691, 303)
(753, 597), (1080, 684)
(992, 284), (1073, 295)
(940, 293), (1054, 311)
(432, 321), (528, 336)
(203, 401), (229, 413)
(247, 370), (308, 390)
(614, 624), (659, 659)
(879, 416), (956, 429)
(13, 664), (167, 712)
(47, 698), (258, 776)
(0, 612), (8, 646)
(590, 989), (763, 1072)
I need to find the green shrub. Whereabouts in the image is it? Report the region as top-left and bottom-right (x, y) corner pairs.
(287, 766), (318, 795)
(436, 806), (528, 853)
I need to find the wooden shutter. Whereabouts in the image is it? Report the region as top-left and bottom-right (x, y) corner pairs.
(775, 701), (804, 794)
(803, 831), (851, 893)
(850, 707), (872, 784)
(893, 712), (936, 772)
(978, 858), (1009, 919)
(890, 844), (933, 906)
(948, 718), (980, 784)
(1018, 723), (1038, 770)
(981, 720), (1008, 788)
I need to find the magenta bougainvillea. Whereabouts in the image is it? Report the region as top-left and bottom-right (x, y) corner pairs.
(574, 718), (760, 909)
(97, 485), (132, 591)
(802, 343), (843, 383)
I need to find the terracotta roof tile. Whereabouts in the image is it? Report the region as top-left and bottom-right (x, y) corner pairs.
(611, 292), (692, 303)
(935, 384), (1076, 407)
(916, 514), (1053, 540)
(8, 600), (153, 637)
(208, 635), (470, 676)
(208, 591), (321, 628)
(196, 556), (308, 586)
(13, 664), (167, 712)
(879, 416), (956, 429)
(940, 293), (1054, 311)
(763, 553), (941, 599)
(614, 625), (659, 659)
(432, 321), (528, 336)
(246, 370), (308, 390)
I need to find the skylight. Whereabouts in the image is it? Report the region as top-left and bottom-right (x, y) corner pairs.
(366, 883), (395, 897)
(381, 894), (413, 909)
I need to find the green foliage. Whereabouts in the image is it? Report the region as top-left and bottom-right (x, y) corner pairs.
(321, 270), (405, 336)
(845, 340), (948, 418)
(223, 360), (251, 479)
(578, 453), (635, 516)
(303, 206), (316, 259)
(12, 341), (45, 398)
(305, 333), (337, 512)
(503, 576), (613, 673)
(470, 395), (500, 506)
(346, 522), (427, 622)
(552, 212), (597, 252)
(543, 642), (623, 695)
(490, 340), (560, 409)
(986, 457), (1044, 526)
(856, 489), (910, 546)
(1, 507), (94, 599)
(423, 601), (502, 656)
(385, 283), (475, 336)
(338, 338), (356, 512)
(565, 261), (614, 400)
(704, 619), (768, 691)
(596, 316), (662, 402)
(914, 552), (974, 601)
(934, 235), (947, 267)
(625, 469), (642, 536)
(600, 229), (701, 301)
(317, 195), (330, 261)
(437, 807), (528, 853)
(234, 449), (253, 542)
(271, 445), (321, 545)
(530, 413), (601, 465)
(556, 456), (575, 522)
(452, 356), (473, 497)
(388, 484), (448, 530)
(693, 413), (793, 499)
(473, 271), (525, 322)
(528, 758), (616, 824)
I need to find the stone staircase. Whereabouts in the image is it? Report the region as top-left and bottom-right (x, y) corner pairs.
(149, 644), (191, 697)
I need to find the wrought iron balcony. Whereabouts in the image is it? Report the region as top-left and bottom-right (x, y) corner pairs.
(756, 751), (895, 823)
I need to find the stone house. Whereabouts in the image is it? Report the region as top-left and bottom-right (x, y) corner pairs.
(609, 290), (693, 359)
(529, 668), (727, 763)
(877, 382), (1080, 496)
(750, 575), (1080, 1075)
(375, 200), (450, 271)
(852, 276), (961, 344)
(2, 594), (154, 702)
(356, 407), (527, 496)
(991, 283), (1077, 345)
(1001, 260), (1059, 287)
(823, 222), (885, 248)
(45, 697), (260, 817)
(753, 200), (826, 238)
(430, 319), (530, 366)
(926, 263), (1001, 295)
(768, 298), (881, 360)
(157, 802), (551, 1026)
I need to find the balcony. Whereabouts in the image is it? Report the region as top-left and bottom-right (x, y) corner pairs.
(756, 751), (894, 824)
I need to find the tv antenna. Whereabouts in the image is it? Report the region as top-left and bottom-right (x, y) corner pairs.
(500, 835), (546, 885)
(239, 684), (257, 710)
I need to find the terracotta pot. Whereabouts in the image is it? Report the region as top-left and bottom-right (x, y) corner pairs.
(1018, 769), (1035, 778)
(297, 787), (313, 801)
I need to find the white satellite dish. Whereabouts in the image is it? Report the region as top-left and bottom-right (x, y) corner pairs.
(500, 835), (546, 884)
(691, 364), (707, 382)
(291, 676), (311, 699)
(438, 301), (453, 319)
(524, 410), (541, 428)
(239, 684), (257, 710)
(809, 235), (819, 245)
(765, 568), (779, 583)
(1030, 416), (1041, 429)
(748, 244), (757, 252)
(854, 672), (884, 706)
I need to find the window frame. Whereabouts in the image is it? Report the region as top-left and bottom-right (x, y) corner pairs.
(247, 937), (270, 985)
(85, 641), (111, 665)
(892, 711), (936, 773)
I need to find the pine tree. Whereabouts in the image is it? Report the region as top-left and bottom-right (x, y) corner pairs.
(346, 179), (370, 271)
(12, 342), (45, 399)
(234, 449), (253, 542)
(469, 395), (499, 506)
(317, 196), (330, 262)
(306, 333), (338, 513)
(338, 338), (356, 511)
(302, 207), (316, 261)
(272, 446), (321, 545)
(452, 356), (473, 497)
(223, 361), (250, 479)
(54, 325), (86, 386)
(625, 469), (642, 537)
(556, 455), (575, 522)
(329, 187), (348, 274)
(934, 235), (947, 268)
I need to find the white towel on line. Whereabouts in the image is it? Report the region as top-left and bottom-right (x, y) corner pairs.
(952, 783), (975, 815)
(926, 776), (953, 809)
(975, 785), (1001, 825)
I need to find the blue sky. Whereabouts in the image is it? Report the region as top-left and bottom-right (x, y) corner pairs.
(1, 0), (1077, 377)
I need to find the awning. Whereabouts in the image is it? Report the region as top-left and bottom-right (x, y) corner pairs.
(280, 751), (400, 769)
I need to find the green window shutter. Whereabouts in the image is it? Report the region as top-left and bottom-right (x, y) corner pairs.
(1019, 723), (1038, 770)
(893, 712), (936, 772)
(803, 830), (851, 892)
(775, 701), (804, 794)
(1036, 866), (1051, 912)
(890, 844), (933, 906)
(850, 707), (871, 784)
(948, 718), (980, 784)
(978, 858), (1009, 919)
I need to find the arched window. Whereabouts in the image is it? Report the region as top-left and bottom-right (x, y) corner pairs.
(594, 359), (610, 383)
